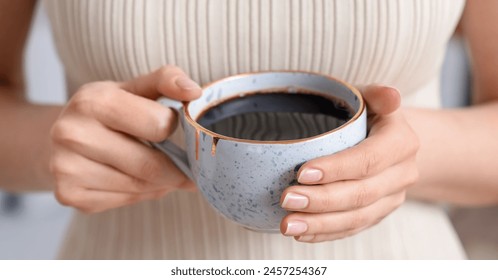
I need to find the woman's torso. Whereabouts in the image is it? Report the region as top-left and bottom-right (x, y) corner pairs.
(44, 0), (467, 259)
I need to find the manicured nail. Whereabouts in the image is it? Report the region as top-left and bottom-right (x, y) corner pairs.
(281, 193), (309, 210)
(285, 221), (308, 236)
(297, 235), (315, 242)
(298, 168), (323, 183)
(175, 77), (201, 90)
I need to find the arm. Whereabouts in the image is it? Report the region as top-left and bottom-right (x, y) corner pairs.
(406, 0), (498, 206)
(1, 0), (199, 216)
(0, 0), (62, 191)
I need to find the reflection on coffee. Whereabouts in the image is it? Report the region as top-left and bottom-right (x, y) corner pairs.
(197, 92), (354, 141)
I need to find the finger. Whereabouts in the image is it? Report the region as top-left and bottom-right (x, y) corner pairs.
(98, 91), (178, 142)
(282, 160), (418, 213)
(51, 148), (170, 194)
(51, 118), (194, 189)
(360, 85), (401, 116)
(297, 116), (418, 184)
(280, 191), (406, 237)
(120, 65), (201, 100)
(295, 214), (389, 243)
(55, 185), (169, 214)
(71, 87), (179, 142)
(294, 228), (363, 243)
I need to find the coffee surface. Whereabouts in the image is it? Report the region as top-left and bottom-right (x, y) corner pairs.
(197, 92), (354, 141)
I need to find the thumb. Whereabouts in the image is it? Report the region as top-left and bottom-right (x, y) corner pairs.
(119, 65), (202, 101)
(360, 84), (401, 116)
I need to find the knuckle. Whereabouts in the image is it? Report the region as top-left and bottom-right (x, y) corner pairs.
(150, 126), (169, 143)
(128, 177), (147, 193)
(54, 188), (70, 206)
(93, 89), (118, 116)
(150, 109), (177, 142)
(353, 184), (375, 209)
(359, 150), (380, 177)
(50, 119), (85, 148)
(54, 185), (77, 207)
(331, 159), (345, 179)
(347, 211), (367, 231)
(73, 81), (117, 115)
(138, 159), (163, 181)
(71, 94), (94, 115)
(158, 65), (181, 78)
(77, 81), (113, 93)
(72, 84), (97, 112)
(49, 154), (79, 183)
(50, 119), (70, 143)
(314, 191), (334, 213)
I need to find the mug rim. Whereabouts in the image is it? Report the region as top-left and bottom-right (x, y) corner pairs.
(182, 70), (366, 144)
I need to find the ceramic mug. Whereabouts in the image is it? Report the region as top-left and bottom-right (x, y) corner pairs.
(152, 71), (367, 232)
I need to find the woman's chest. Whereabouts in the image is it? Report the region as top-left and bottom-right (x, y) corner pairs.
(45, 0), (464, 95)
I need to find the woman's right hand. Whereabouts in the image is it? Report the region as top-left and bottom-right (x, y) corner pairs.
(49, 65), (201, 213)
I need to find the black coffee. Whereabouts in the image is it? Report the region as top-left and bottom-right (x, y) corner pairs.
(197, 92), (354, 141)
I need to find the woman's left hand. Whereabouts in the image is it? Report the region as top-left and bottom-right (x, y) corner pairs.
(280, 85), (420, 243)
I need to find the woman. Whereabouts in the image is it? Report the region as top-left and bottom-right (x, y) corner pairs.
(1, 0), (496, 259)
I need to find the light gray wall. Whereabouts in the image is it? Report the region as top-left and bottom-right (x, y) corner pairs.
(24, 2), (66, 104)
(0, 4), (71, 260)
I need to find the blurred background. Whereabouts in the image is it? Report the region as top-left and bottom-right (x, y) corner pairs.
(1, 4), (497, 260)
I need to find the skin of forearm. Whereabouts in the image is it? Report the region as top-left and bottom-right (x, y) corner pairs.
(0, 89), (61, 192)
(404, 102), (498, 206)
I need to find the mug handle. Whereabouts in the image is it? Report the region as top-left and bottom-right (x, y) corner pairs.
(150, 140), (194, 181)
(149, 99), (195, 182)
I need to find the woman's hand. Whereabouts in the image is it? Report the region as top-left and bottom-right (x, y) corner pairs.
(280, 85), (420, 242)
(50, 65), (201, 213)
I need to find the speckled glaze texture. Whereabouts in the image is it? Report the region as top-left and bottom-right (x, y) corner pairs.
(160, 72), (367, 231)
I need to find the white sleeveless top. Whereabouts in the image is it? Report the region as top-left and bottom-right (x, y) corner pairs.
(44, 0), (467, 259)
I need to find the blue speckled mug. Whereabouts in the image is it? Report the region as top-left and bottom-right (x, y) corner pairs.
(153, 71), (367, 232)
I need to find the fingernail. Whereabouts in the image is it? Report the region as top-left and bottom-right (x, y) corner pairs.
(281, 193), (309, 210)
(285, 221), (308, 236)
(297, 235), (315, 242)
(298, 168), (323, 184)
(175, 77), (201, 90)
